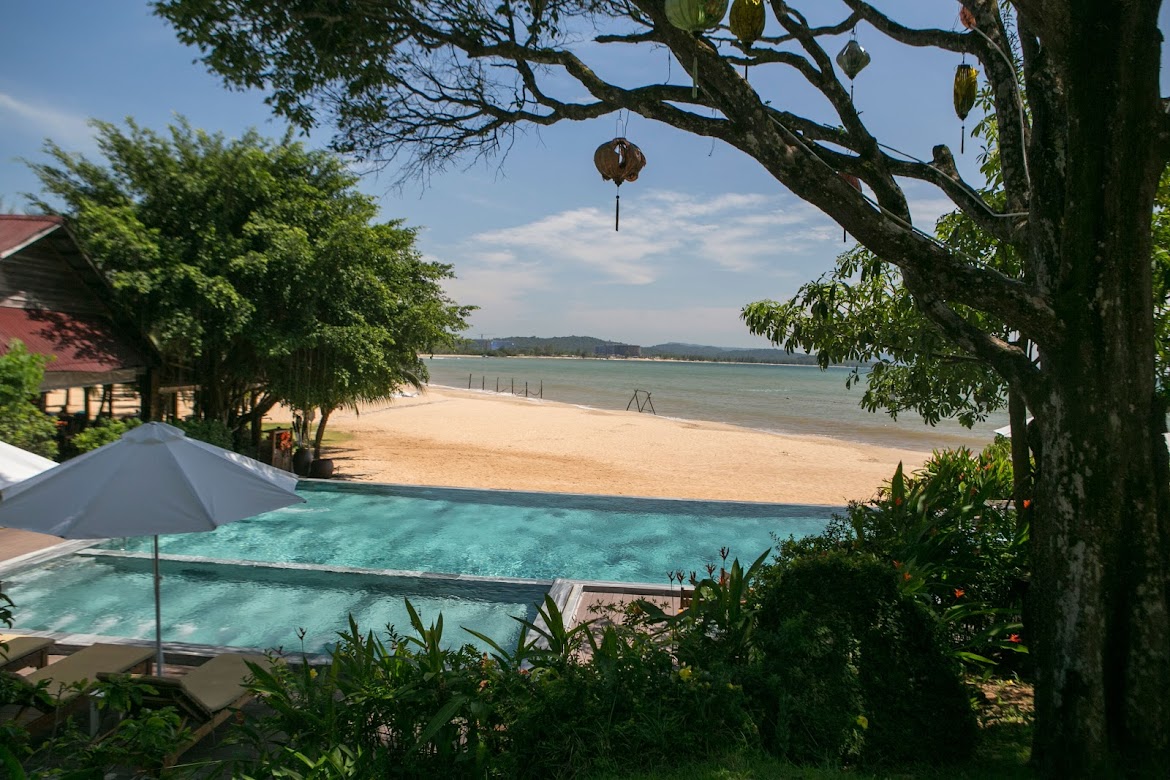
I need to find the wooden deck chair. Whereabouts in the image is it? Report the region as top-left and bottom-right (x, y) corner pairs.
(103, 652), (270, 767)
(2, 643), (154, 732)
(0, 634), (53, 673)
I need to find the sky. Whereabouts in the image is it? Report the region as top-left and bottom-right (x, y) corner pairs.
(2, 2), (1168, 348)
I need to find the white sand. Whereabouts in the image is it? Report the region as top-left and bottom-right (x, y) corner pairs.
(313, 387), (931, 505)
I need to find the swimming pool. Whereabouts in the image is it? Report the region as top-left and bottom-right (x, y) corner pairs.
(103, 483), (833, 582)
(5, 552), (548, 654)
(3, 483), (836, 652)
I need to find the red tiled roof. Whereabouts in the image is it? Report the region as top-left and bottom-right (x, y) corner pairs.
(0, 215), (63, 259)
(0, 307), (148, 373)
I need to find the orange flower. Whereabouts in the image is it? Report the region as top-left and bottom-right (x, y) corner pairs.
(1009, 633), (1021, 643)
(1023, 499), (1033, 509)
(479, 679), (489, 690)
(892, 560), (902, 569)
(903, 572), (912, 582)
(954, 588), (965, 599)
(894, 496), (903, 507)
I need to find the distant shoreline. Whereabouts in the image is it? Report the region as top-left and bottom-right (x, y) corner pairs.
(427, 353), (860, 370)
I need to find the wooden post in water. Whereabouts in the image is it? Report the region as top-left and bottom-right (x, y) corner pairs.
(468, 373), (472, 389)
(511, 378), (514, 394)
(525, 381), (528, 397)
(482, 376), (485, 390)
(496, 377), (499, 393)
(539, 380), (543, 398)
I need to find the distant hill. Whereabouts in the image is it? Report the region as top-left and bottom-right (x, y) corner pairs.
(448, 336), (865, 367)
(642, 342), (829, 365)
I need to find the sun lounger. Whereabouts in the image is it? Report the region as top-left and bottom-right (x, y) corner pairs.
(0, 634), (53, 673)
(1, 642), (154, 732)
(100, 652), (271, 767)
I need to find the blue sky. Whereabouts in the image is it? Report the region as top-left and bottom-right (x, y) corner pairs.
(3, 2), (1168, 347)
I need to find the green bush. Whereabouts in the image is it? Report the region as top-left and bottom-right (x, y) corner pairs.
(70, 416), (142, 454)
(776, 444), (1029, 668)
(752, 552), (978, 766)
(170, 417), (234, 450)
(0, 340), (57, 459)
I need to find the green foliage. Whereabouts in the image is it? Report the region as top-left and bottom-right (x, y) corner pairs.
(0, 340), (57, 459)
(170, 417), (234, 449)
(752, 553), (978, 766)
(69, 417), (143, 455)
(777, 444), (1029, 668)
(29, 118), (472, 431)
(741, 243), (1010, 428)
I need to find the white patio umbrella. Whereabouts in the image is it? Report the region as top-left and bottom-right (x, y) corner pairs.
(0, 439), (56, 490)
(0, 422), (304, 671)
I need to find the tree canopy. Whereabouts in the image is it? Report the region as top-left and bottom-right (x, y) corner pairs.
(28, 118), (473, 439)
(153, 1), (1170, 775)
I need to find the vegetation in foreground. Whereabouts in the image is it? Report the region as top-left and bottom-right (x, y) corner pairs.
(3, 445), (1035, 778)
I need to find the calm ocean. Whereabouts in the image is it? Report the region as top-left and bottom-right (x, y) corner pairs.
(423, 357), (1007, 451)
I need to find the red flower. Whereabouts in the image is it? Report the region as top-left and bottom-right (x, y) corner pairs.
(1009, 633), (1021, 643)
(1023, 499), (1033, 509)
(894, 496), (903, 507)
(903, 572), (912, 582)
(954, 588), (965, 599)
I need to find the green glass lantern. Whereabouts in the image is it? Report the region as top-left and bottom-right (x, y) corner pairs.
(665, 0), (730, 97)
(836, 37), (871, 101)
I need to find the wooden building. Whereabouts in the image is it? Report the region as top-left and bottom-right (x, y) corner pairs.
(0, 215), (159, 417)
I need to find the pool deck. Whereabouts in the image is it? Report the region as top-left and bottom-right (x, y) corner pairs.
(0, 528), (61, 563)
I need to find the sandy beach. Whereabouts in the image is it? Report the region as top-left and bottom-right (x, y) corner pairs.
(316, 386), (933, 505)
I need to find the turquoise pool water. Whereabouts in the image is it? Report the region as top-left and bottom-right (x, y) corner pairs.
(4, 483), (835, 652)
(105, 483), (834, 583)
(6, 554), (547, 654)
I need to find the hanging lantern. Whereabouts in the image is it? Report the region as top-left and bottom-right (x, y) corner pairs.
(594, 137), (647, 232)
(730, 0), (766, 79)
(954, 63), (978, 154)
(839, 173), (862, 243)
(959, 4), (977, 29)
(835, 37), (871, 101)
(665, 0), (730, 97)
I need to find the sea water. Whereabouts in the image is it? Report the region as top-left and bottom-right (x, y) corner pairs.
(424, 357), (1007, 451)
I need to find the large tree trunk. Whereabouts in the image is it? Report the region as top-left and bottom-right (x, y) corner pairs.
(1026, 2), (1170, 773)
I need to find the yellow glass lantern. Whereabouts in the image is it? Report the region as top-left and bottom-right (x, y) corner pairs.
(730, 0), (766, 78)
(954, 63), (978, 153)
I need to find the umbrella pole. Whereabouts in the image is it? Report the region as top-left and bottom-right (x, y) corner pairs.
(153, 535), (164, 674)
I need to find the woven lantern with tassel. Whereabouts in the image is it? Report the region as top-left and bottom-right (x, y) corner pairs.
(954, 63), (978, 153)
(839, 173), (862, 242)
(594, 137), (647, 231)
(665, 0), (730, 97)
(835, 37), (871, 101)
(730, 0), (766, 79)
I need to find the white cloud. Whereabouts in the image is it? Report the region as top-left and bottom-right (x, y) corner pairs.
(465, 189), (831, 283)
(907, 197), (960, 232)
(0, 92), (92, 146)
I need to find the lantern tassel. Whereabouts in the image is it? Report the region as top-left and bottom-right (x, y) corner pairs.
(843, 227), (847, 243)
(693, 53), (699, 98)
(743, 62), (748, 80)
(961, 124), (965, 154)
(615, 192), (620, 232)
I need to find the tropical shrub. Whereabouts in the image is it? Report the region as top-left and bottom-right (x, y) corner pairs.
(69, 416), (142, 455)
(170, 417), (234, 450)
(751, 552), (978, 766)
(0, 340), (57, 459)
(776, 443), (1029, 668)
